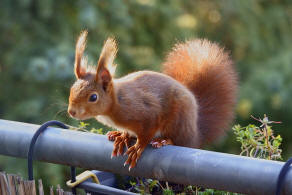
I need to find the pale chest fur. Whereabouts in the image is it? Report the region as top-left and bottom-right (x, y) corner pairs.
(95, 115), (161, 138)
(96, 115), (138, 137)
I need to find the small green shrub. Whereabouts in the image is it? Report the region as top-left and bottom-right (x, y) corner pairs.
(233, 114), (282, 160)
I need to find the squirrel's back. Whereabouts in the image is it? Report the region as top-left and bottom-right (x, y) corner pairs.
(163, 39), (238, 144)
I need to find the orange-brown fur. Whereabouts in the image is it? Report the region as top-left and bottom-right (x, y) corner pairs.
(163, 39), (238, 144)
(68, 31), (238, 170)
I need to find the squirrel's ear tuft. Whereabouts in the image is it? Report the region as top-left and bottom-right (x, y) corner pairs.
(96, 37), (118, 90)
(97, 38), (118, 76)
(74, 30), (88, 79)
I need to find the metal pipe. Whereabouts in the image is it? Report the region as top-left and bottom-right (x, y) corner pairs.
(78, 181), (136, 195)
(0, 119), (291, 195)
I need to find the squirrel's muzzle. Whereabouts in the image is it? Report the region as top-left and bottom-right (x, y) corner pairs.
(68, 108), (76, 117)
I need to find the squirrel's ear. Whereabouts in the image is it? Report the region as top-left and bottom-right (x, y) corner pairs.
(96, 38), (118, 90)
(74, 30), (88, 79)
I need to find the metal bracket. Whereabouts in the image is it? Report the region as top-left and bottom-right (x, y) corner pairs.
(67, 170), (100, 188)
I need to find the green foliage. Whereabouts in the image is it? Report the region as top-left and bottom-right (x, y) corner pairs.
(68, 121), (89, 131)
(127, 178), (172, 195)
(233, 115), (282, 160)
(129, 179), (157, 194)
(162, 189), (175, 195)
(68, 121), (105, 134)
(125, 178), (242, 194)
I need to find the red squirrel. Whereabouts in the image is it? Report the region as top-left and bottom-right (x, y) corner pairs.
(68, 31), (238, 170)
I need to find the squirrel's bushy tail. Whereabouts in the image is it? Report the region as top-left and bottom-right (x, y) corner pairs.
(163, 39), (238, 144)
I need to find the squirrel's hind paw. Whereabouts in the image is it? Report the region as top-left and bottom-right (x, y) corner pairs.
(150, 138), (173, 148)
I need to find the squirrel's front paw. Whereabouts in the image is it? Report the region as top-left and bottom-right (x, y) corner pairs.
(124, 143), (146, 171)
(111, 132), (131, 158)
(106, 131), (122, 141)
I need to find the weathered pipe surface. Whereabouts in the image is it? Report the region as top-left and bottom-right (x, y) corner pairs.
(0, 119), (291, 195)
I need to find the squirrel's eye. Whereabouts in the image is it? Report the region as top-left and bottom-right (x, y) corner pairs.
(89, 93), (98, 102)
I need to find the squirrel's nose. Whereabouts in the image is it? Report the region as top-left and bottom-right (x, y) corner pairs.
(68, 108), (76, 117)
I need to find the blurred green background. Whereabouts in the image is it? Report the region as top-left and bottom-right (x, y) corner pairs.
(1, 0), (292, 191)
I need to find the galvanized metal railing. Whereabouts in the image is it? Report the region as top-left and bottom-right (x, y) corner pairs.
(0, 119), (291, 194)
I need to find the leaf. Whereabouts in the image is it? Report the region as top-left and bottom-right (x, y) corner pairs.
(79, 122), (89, 128)
(130, 181), (136, 186)
(149, 180), (158, 191)
(163, 189), (175, 195)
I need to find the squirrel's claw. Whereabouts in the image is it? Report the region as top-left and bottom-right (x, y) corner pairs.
(111, 152), (116, 159)
(124, 143), (145, 170)
(111, 132), (131, 157)
(150, 138), (173, 148)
